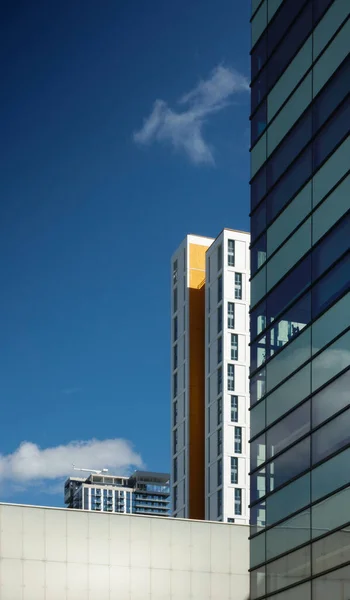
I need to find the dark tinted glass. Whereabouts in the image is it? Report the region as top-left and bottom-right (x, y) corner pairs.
(251, 70), (267, 113)
(267, 147), (312, 223)
(250, 432), (266, 471)
(312, 253), (350, 318)
(267, 0), (308, 55)
(250, 502), (266, 534)
(251, 300), (266, 341)
(268, 292), (311, 356)
(267, 110), (312, 188)
(266, 438), (310, 491)
(266, 546), (311, 595)
(251, 233), (267, 276)
(313, 0), (337, 23)
(267, 402), (310, 460)
(251, 100), (267, 145)
(267, 2), (313, 90)
(312, 407), (350, 464)
(251, 335), (267, 373)
(251, 289), (311, 351)
(250, 368), (266, 406)
(312, 213), (350, 280)
(266, 473), (310, 526)
(313, 56), (350, 132)
(313, 98), (350, 169)
(267, 255), (311, 322)
(251, 566), (266, 599)
(251, 167), (267, 212)
(312, 369), (350, 427)
(251, 33), (267, 79)
(251, 468), (266, 504)
(251, 199), (267, 240)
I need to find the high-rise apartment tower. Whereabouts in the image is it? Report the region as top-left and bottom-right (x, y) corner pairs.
(64, 470), (170, 516)
(249, 0), (350, 598)
(171, 230), (250, 523)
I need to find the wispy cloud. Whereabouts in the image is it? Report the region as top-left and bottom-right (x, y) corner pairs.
(0, 438), (143, 489)
(133, 65), (249, 165)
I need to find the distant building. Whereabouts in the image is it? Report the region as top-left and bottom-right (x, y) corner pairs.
(64, 470), (170, 517)
(171, 229), (250, 524)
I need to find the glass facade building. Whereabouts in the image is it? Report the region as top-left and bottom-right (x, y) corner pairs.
(249, 1), (350, 599)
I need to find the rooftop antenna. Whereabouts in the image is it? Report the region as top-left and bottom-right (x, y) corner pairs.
(72, 464), (109, 475)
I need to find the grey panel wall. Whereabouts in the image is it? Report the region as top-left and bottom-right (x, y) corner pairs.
(0, 503), (249, 600)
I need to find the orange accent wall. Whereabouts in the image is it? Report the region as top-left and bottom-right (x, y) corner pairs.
(188, 243), (208, 520)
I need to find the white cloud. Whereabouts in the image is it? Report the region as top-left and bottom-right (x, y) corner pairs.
(133, 65), (249, 165)
(0, 438), (143, 488)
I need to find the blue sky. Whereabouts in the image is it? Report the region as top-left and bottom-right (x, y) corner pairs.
(0, 0), (250, 505)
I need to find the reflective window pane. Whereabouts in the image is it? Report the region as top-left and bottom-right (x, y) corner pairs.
(312, 564), (350, 600)
(251, 399), (266, 439)
(250, 368), (266, 406)
(267, 254), (311, 323)
(266, 327), (311, 392)
(312, 212), (350, 281)
(250, 501), (267, 535)
(267, 581), (311, 600)
(313, 407), (350, 465)
(267, 0), (307, 55)
(312, 486), (350, 539)
(313, 55), (350, 131)
(266, 401), (310, 460)
(267, 473), (310, 526)
(251, 167), (267, 212)
(250, 566), (266, 600)
(251, 100), (267, 145)
(312, 252), (350, 318)
(312, 369), (350, 428)
(312, 447), (350, 503)
(312, 329), (350, 393)
(313, 98), (350, 170)
(267, 438), (310, 492)
(266, 509), (311, 561)
(312, 527), (350, 575)
(266, 545), (311, 595)
(267, 146), (312, 223)
(251, 300), (266, 341)
(250, 433), (266, 471)
(267, 105), (312, 186)
(251, 233), (267, 276)
(267, 2), (313, 90)
(312, 292), (350, 356)
(250, 531), (266, 568)
(266, 364), (311, 426)
(251, 467), (266, 504)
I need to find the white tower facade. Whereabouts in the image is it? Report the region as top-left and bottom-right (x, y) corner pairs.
(205, 229), (250, 524)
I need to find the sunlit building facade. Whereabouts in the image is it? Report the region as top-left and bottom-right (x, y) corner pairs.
(171, 230), (250, 524)
(249, 0), (350, 598)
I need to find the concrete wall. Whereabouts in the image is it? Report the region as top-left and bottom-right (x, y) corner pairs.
(0, 503), (249, 600)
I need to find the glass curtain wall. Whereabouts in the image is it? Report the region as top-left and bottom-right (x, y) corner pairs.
(249, 1), (350, 599)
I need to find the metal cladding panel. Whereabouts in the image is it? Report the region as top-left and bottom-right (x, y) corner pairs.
(0, 504), (249, 600)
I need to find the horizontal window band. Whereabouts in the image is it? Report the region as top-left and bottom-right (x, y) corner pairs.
(250, 443), (350, 512)
(249, 481), (350, 537)
(249, 364), (350, 442)
(250, 170), (350, 279)
(250, 88), (350, 221)
(249, 266), (350, 377)
(249, 354), (350, 439)
(249, 402), (350, 477)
